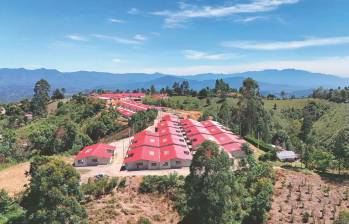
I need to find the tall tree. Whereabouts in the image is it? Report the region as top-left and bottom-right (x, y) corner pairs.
(21, 156), (87, 223)
(331, 127), (349, 174)
(30, 79), (51, 116)
(217, 102), (230, 126)
(183, 141), (243, 224)
(237, 78), (270, 141)
(51, 88), (65, 100)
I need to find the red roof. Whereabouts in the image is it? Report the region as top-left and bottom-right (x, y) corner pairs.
(96, 93), (145, 100)
(159, 135), (187, 147)
(184, 125), (211, 137)
(117, 107), (136, 117)
(124, 146), (159, 163)
(130, 135), (159, 149)
(120, 101), (149, 111)
(157, 126), (182, 136)
(206, 125), (230, 135)
(201, 120), (221, 128)
(189, 133), (217, 148)
(160, 145), (192, 161)
(134, 130), (159, 138)
(162, 114), (179, 122)
(180, 119), (204, 128)
(214, 133), (245, 145)
(75, 144), (116, 160)
(157, 121), (180, 128)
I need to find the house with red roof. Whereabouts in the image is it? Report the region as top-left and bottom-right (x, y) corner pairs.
(74, 143), (116, 167)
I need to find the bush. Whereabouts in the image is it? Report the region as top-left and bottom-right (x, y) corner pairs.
(245, 135), (274, 152)
(137, 217), (152, 224)
(81, 176), (121, 200)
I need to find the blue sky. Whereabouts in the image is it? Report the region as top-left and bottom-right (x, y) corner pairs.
(1, 0), (349, 76)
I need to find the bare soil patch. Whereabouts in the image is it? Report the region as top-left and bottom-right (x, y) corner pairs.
(268, 169), (349, 224)
(0, 162), (29, 196)
(86, 176), (180, 224)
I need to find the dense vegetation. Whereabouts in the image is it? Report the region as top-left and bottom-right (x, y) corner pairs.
(144, 78), (349, 176)
(139, 141), (275, 224)
(0, 80), (127, 167)
(312, 86), (349, 103)
(128, 109), (158, 133)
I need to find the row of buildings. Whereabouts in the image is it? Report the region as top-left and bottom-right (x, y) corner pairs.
(123, 114), (247, 170)
(124, 114), (193, 170)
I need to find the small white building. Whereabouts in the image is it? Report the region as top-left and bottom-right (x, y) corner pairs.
(74, 144), (116, 167)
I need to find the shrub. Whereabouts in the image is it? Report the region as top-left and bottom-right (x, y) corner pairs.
(245, 135), (274, 152)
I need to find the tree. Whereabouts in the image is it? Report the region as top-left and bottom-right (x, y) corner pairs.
(299, 114), (313, 142)
(86, 120), (107, 142)
(198, 88), (209, 99)
(0, 189), (25, 223)
(51, 88), (65, 100)
(172, 82), (181, 96)
(334, 211), (349, 224)
(217, 102), (230, 126)
(30, 79), (51, 116)
(271, 130), (292, 150)
(150, 85), (156, 95)
(310, 150), (334, 172)
(183, 141), (243, 224)
(237, 78), (270, 141)
(331, 128), (349, 174)
(180, 81), (190, 96)
(215, 79), (230, 98)
(21, 156), (87, 223)
(280, 90), (286, 99)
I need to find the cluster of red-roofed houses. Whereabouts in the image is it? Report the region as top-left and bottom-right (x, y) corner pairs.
(124, 114), (192, 170)
(93, 92), (162, 118)
(123, 114), (247, 170)
(94, 93), (145, 101)
(73, 113), (247, 171)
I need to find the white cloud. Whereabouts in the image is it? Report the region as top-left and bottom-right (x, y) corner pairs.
(133, 34), (147, 41)
(234, 16), (267, 23)
(128, 8), (140, 15)
(65, 34), (88, 41)
(109, 18), (125, 24)
(183, 50), (234, 60)
(127, 56), (349, 77)
(92, 34), (141, 45)
(222, 36), (349, 50)
(152, 0), (298, 27)
(112, 58), (122, 63)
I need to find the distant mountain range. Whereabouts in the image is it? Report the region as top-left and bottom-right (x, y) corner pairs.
(1, 68), (349, 103)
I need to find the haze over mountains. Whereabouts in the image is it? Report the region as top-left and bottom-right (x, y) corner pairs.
(1, 68), (349, 103)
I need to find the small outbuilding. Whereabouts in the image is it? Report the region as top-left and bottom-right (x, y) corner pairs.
(74, 143), (116, 167)
(276, 150), (298, 162)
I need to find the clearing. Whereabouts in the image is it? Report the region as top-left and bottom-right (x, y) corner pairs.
(86, 176), (180, 224)
(268, 168), (349, 224)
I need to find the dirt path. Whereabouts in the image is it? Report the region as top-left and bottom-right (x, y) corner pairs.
(0, 162), (30, 196)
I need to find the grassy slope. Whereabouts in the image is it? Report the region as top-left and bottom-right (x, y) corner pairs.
(166, 97), (348, 146)
(311, 103), (349, 146)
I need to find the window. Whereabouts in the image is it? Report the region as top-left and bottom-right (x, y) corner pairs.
(192, 138), (197, 142)
(92, 158), (98, 163)
(163, 162), (169, 166)
(184, 151), (190, 155)
(149, 151), (155, 156)
(179, 139), (184, 142)
(176, 161), (181, 165)
(78, 159), (84, 164)
(151, 163), (157, 166)
(163, 150), (170, 155)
